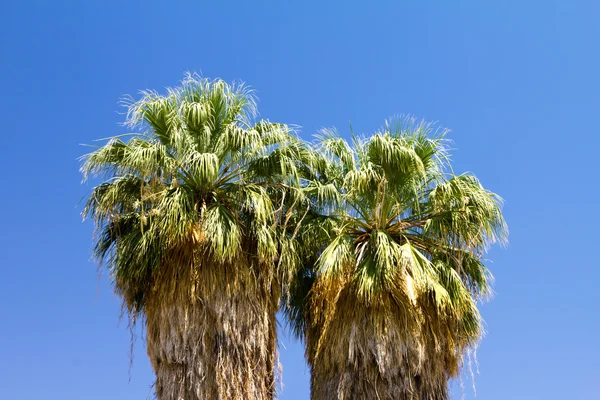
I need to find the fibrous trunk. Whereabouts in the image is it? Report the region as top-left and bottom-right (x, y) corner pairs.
(144, 260), (279, 400)
(308, 286), (451, 400)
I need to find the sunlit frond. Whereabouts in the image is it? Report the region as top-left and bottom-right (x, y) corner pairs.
(83, 74), (304, 318)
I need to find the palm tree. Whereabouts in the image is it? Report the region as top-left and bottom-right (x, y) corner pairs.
(284, 117), (508, 399)
(82, 74), (308, 399)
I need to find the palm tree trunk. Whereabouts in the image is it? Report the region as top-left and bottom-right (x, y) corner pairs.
(145, 262), (279, 400)
(308, 288), (449, 400)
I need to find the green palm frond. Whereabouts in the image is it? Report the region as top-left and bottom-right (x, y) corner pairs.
(82, 74), (313, 318)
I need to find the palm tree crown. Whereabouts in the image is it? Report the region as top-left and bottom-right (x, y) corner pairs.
(286, 117), (508, 399)
(82, 73), (306, 316)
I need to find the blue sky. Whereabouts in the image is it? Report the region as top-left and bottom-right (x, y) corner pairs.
(1, 1), (598, 399)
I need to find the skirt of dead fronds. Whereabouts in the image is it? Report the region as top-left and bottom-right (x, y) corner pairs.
(307, 279), (470, 400)
(143, 256), (280, 400)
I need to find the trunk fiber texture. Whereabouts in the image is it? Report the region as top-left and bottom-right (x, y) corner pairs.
(308, 286), (452, 400)
(145, 260), (279, 400)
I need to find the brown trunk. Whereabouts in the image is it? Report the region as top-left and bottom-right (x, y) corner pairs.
(145, 261), (279, 400)
(308, 287), (450, 400)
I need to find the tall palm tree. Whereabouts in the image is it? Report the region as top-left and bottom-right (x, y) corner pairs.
(82, 74), (307, 399)
(284, 118), (508, 399)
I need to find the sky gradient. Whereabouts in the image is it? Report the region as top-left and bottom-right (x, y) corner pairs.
(1, 1), (598, 399)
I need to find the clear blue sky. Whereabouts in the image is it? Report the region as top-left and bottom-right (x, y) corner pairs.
(1, 1), (598, 399)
